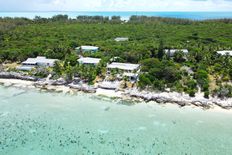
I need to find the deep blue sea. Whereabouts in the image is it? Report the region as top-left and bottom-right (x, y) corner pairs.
(0, 11), (232, 20)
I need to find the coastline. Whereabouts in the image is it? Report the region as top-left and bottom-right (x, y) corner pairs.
(0, 78), (232, 112)
(1, 11), (232, 21)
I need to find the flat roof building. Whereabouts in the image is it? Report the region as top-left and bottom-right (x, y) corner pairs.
(115, 37), (129, 42)
(165, 49), (189, 57)
(76, 46), (99, 52)
(22, 56), (58, 67)
(17, 56), (58, 71)
(106, 62), (140, 82)
(217, 50), (232, 56)
(107, 62), (140, 72)
(78, 57), (101, 65)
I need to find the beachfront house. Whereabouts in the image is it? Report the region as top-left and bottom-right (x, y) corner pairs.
(217, 50), (232, 56)
(17, 56), (58, 71)
(75, 46), (99, 53)
(165, 49), (189, 57)
(78, 57), (101, 66)
(115, 37), (129, 42)
(106, 62), (140, 82)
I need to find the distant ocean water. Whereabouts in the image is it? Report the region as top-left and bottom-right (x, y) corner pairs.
(0, 11), (232, 20)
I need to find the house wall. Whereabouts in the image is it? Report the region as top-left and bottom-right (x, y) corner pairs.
(36, 62), (55, 67)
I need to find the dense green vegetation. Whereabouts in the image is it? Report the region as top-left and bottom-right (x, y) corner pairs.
(1, 15), (232, 98)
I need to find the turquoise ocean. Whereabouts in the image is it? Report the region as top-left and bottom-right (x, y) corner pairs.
(0, 11), (232, 20)
(0, 86), (232, 155)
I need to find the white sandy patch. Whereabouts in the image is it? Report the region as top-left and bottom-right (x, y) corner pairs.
(137, 126), (147, 131)
(0, 78), (71, 94)
(207, 106), (232, 114)
(0, 112), (9, 118)
(0, 78), (34, 86)
(46, 85), (71, 93)
(96, 88), (122, 98)
(97, 129), (109, 134)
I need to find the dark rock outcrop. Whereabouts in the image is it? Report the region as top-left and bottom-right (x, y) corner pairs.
(0, 72), (37, 81)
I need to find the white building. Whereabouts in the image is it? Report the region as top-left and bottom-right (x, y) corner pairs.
(75, 46), (99, 53)
(22, 56), (57, 67)
(217, 50), (232, 56)
(17, 56), (58, 71)
(165, 49), (189, 57)
(106, 62), (140, 82)
(115, 37), (129, 42)
(78, 57), (101, 66)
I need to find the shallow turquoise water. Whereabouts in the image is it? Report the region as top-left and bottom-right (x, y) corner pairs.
(0, 86), (232, 155)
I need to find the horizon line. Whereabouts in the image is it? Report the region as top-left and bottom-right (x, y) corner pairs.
(1, 11), (232, 13)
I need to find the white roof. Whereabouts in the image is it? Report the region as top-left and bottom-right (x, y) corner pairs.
(217, 50), (232, 56)
(78, 57), (101, 64)
(107, 62), (140, 71)
(22, 56), (57, 65)
(115, 37), (129, 42)
(22, 58), (37, 65)
(76, 46), (99, 50)
(165, 49), (189, 54)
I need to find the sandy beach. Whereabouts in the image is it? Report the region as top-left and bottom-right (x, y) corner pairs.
(0, 78), (71, 93)
(96, 88), (123, 98)
(0, 78), (34, 88)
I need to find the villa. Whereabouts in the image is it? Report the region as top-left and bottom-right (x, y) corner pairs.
(17, 56), (58, 71)
(165, 49), (189, 57)
(78, 57), (101, 66)
(115, 37), (129, 42)
(217, 50), (232, 56)
(106, 62), (140, 82)
(75, 46), (99, 53)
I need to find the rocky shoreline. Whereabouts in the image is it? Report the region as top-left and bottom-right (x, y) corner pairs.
(0, 72), (37, 81)
(0, 72), (232, 110)
(124, 89), (232, 110)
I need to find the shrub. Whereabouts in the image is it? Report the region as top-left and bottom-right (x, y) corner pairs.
(188, 89), (195, 97)
(204, 91), (209, 98)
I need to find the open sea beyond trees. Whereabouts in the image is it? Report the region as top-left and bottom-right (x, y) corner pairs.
(0, 86), (232, 154)
(0, 11), (232, 20)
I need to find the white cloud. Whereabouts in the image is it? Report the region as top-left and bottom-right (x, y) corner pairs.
(0, 0), (232, 11)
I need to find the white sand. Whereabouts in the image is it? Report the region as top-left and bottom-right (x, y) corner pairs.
(207, 105), (232, 113)
(96, 88), (122, 98)
(46, 85), (71, 94)
(0, 78), (70, 93)
(0, 78), (34, 87)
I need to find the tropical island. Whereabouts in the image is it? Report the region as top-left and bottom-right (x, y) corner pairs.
(0, 15), (232, 109)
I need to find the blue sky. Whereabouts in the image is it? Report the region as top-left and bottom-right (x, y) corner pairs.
(0, 0), (232, 11)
